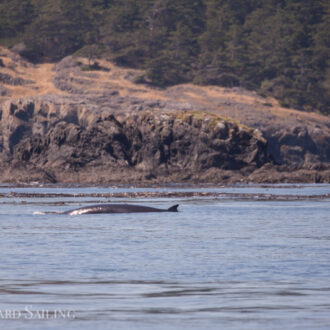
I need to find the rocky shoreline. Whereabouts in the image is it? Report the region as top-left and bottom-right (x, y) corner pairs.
(0, 99), (270, 183)
(0, 50), (329, 184)
(3, 190), (329, 201)
(0, 98), (328, 184)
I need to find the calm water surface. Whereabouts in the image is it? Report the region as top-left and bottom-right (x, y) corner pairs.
(0, 184), (329, 329)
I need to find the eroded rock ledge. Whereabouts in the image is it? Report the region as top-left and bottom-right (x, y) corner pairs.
(0, 98), (276, 183)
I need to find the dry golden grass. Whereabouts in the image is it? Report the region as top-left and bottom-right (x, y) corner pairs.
(0, 49), (64, 97)
(0, 48), (328, 128)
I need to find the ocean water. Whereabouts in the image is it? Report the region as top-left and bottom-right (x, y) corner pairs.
(0, 184), (329, 329)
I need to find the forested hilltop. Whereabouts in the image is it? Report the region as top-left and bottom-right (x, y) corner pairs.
(0, 0), (329, 114)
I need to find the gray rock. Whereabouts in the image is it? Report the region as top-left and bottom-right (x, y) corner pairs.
(0, 99), (274, 183)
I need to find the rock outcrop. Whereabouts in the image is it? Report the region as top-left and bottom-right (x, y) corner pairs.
(0, 98), (271, 183)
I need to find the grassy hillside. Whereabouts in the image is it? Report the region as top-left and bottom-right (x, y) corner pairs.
(0, 0), (329, 114)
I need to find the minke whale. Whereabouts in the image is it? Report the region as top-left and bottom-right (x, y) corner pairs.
(64, 204), (179, 215)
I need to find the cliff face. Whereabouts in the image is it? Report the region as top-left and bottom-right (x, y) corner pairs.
(0, 98), (270, 183)
(0, 48), (329, 184)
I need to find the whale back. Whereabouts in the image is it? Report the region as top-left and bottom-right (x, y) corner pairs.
(65, 204), (179, 215)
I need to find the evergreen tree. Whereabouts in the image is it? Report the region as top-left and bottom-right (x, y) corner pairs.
(0, 0), (34, 42)
(0, 0), (328, 113)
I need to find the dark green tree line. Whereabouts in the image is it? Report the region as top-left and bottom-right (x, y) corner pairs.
(0, 0), (328, 114)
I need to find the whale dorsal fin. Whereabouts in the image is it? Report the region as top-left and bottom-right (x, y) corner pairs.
(168, 204), (179, 212)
